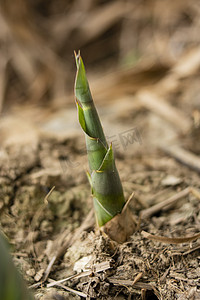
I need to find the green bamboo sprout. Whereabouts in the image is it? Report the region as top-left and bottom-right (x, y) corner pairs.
(0, 231), (34, 300)
(74, 52), (135, 242)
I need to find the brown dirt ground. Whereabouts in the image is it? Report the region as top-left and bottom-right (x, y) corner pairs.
(0, 70), (200, 299)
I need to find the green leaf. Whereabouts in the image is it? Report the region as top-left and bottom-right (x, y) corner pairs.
(0, 232), (34, 300)
(76, 100), (87, 132)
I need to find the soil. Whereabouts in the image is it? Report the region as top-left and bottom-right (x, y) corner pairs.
(0, 75), (200, 299)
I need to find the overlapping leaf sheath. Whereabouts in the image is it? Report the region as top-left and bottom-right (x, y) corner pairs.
(0, 232), (34, 300)
(74, 53), (125, 227)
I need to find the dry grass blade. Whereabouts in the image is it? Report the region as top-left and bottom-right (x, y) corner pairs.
(44, 186), (55, 205)
(48, 279), (89, 298)
(141, 230), (200, 244)
(47, 261), (111, 288)
(47, 273), (90, 288)
(0, 56), (7, 113)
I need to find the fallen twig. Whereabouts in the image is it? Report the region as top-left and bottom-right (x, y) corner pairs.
(138, 91), (191, 133)
(182, 244), (200, 255)
(160, 145), (200, 174)
(107, 277), (153, 290)
(140, 187), (190, 219)
(171, 244), (200, 256)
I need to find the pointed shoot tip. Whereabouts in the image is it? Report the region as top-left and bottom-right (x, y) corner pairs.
(74, 50), (81, 69)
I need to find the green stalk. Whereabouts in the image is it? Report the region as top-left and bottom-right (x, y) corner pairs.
(0, 231), (34, 300)
(74, 52), (125, 227)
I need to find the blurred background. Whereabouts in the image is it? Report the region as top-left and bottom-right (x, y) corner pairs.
(0, 0), (200, 113)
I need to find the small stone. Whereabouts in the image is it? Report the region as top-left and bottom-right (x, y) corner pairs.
(26, 268), (36, 277)
(73, 255), (93, 272)
(161, 175), (182, 186)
